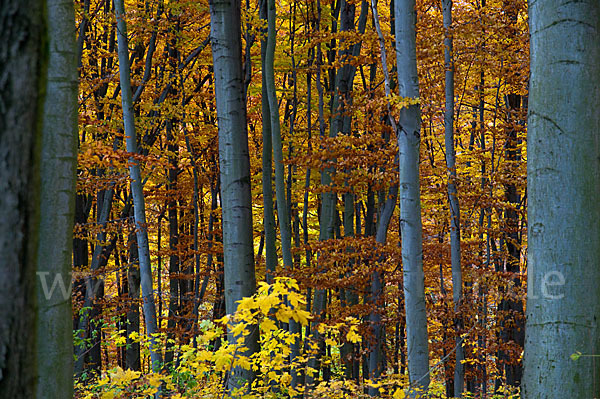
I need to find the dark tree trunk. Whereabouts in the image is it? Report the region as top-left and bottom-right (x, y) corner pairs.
(126, 230), (141, 371)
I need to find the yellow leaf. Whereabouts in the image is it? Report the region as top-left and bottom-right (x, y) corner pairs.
(97, 376), (110, 386)
(393, 388), (406, 399)
(202, 329), (219, 343)
(147, 372), (162, 387)
(280, 372), (292, 386)
(231, 322), (246, 336)
(237, 296), (255, 311)
(365, 379), (381, 388)
(258, 294), (279, 314)
(261, 317), (277, 332)
(197, 350), (213, 362)
(293, 309), (312, 326)
(317, 323), (327, 334)
(141, 387), (157, 396)
(275, 308), (293, 323)
(346, 329), (362, 343)
(234, 356), (252, 370)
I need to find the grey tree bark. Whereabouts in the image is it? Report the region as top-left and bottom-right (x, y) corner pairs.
(265, 0), (293, 271)
(259, 0), (277, 283)
(441, 0), (464, 395)
(209, 0), (259, 389)
(395, 0), (430, 395)
(1, 0), (77, 396)
(0, 3), (44, 394)
(523, 2), (600, 398)
(36, 2), (78, 396)
(114, 0), (162, 369)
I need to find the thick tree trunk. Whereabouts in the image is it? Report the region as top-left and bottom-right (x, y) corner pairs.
(209, 0), (259, 390)
(114, 0), (162, 369)
(523, 2), (600, 398)
(0, 0), (79, 396)
(36, 0), (78, 396)
(0, 4), (43, 391)
(395, 0), (430, 395)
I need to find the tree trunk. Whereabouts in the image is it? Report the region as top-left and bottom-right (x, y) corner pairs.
(165, 119), (180, 365)
(126, 231), (141, 371)
(368, 185), (398, 396)
(35, 0), (78, 395)
(523, 2), (600, 398)
(441, 0), (464, 395)
(114, 0), (162, 369)
(209, 0), (259, 390)
(265, 0), (293, 271)
(0, 0), (77, 395)
(259, 0), (277, 283)
(395, 0), (430, 395)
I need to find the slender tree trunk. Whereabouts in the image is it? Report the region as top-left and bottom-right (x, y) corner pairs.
(265, 0), (293, 270)
(72, 193), (90, 370)
(165, 119), (180, 365)
(259, 0), (277, 283)
(500, 92), (524, 388)
(368, 186), (398, 396)
(89, 189), (113, 373)
(75, 187), (110, 374)
(523, 2), (600, 398)
(369, 2), (393, 393)
(336, 4), (367, 378)
(114, 0), (162, 369)
(209, 0), (259, 389)
(126, 230), (142, 371)
(441, 0), (464, 395)
(395, 0), (430, 395)
(496, 3), (525, 388)
(306, 1), (329, 388)
(299, 30), (315, 389)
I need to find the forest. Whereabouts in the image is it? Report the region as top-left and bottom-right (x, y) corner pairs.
(0, 0), (598, 398)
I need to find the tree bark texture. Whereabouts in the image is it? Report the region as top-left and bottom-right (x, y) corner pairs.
(0, 1), (44, 396)
(523, 2), (600, 398)
(266, 0), (293, 271)
(36, 0), (78, 396)
(395, 0), (430, 395)
(260, 0), (277, 283)
(209, 0), (259, 389)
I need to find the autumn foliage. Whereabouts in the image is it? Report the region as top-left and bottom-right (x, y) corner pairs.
(73, 0), (527, 397)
